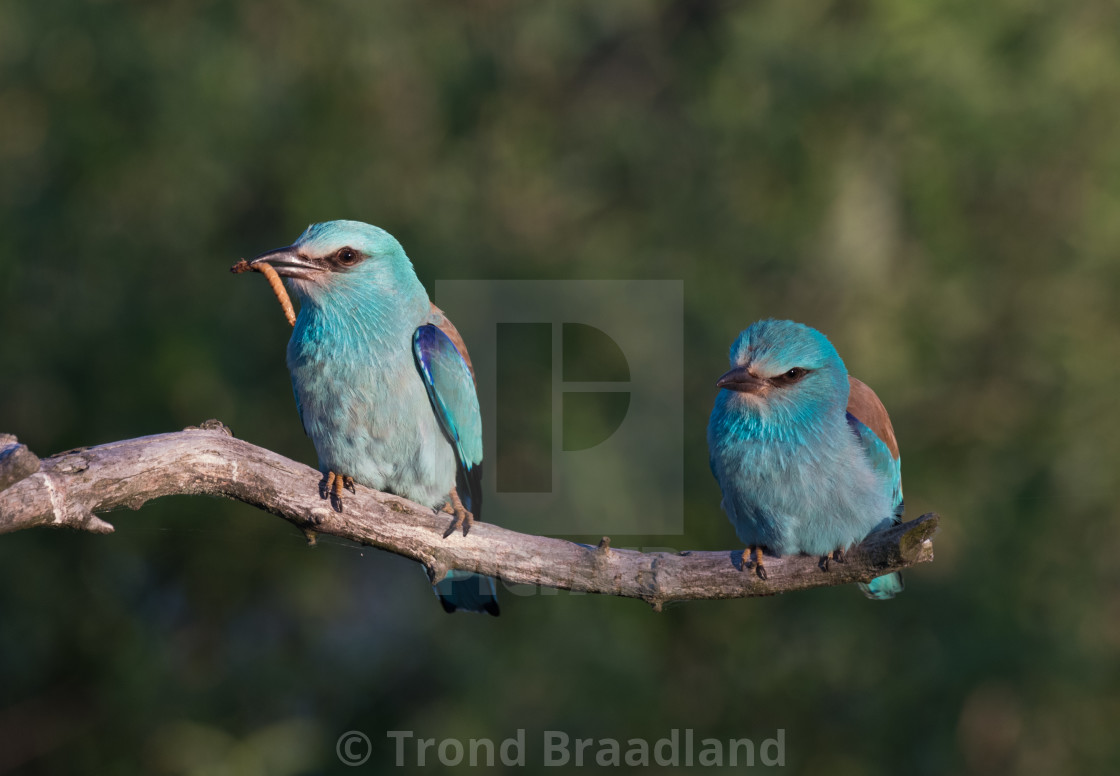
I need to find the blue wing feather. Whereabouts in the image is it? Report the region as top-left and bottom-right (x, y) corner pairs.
(847, 412), (903, 523)
(414, 323), (498, 616)
(412, 324), (484, 516)
(847, 412), (906, 599)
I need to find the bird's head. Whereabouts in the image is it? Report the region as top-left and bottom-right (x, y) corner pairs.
(716, 319), (849, 422)
(249, 220), (424, 308)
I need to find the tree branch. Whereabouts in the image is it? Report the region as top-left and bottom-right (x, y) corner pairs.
(0, 423), (938, 609)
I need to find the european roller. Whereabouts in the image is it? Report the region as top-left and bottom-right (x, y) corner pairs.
(248, 220), (499, 615)
(707, 319), (904, 600)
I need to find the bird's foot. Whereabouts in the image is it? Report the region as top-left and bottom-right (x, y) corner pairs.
(819, 548), (842, 571)
(442, 489), (474, 538)
(739, 546), (768, 581)
(319, 471), (356, 513)
(818, 548), (847, 572)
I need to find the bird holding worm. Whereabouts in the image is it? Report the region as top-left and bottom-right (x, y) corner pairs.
(234, 220), (498, 615)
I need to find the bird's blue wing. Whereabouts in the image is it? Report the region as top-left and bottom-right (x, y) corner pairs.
(847, 411), (906, 600)
(847, 413), (903, 522)
(415, 321), (498, 616)
(846, 376), (902, 521)
(412, 324), (484, 516)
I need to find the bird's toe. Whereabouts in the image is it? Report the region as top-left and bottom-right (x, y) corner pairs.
(740, 546), (769, 580)
(319, 472), (334, 501)
(320, 471), (348, 513)
(442, 489), (474, 538)
(442, 508), (474, 538)
(753, 547), (768, 580)
(819, 547), (847, 572)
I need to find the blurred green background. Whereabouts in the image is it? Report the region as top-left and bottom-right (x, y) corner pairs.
(3, 0), (1119, 773)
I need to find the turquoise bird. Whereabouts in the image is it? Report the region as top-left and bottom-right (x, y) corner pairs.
(248, 220), (499, 615)
(707, 319), (904, 600)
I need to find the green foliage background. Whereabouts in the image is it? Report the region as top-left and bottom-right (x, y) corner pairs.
(2, 1), (1119, 773)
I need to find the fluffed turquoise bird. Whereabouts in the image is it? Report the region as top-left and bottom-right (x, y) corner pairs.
(249, 220), (499, 615)
(707, 319), (904, 600)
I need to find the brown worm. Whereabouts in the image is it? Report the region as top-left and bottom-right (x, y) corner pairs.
(230, 259), (296, 326)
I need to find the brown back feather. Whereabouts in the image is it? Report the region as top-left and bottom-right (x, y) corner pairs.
(428, 303), (475, 383)
(847, 376), (899, 460)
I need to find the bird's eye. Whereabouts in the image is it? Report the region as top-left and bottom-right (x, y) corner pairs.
(777, 367), (808, 382)
(337, 247), (359, 266)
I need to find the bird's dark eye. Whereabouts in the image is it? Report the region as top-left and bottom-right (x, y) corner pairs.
(336, 247), (359, 266)
(776, 367), (808, 383)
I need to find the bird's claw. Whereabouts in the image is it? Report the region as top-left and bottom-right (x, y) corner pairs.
(320, 471), (350, 513)
(442, 511), (473, 539)
(819, 548), (846, 573)
(740, 546), (768, 580)
(443, 489), (474, 538)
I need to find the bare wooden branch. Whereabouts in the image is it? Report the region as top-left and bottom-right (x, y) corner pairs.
(0, 424), (938, 607)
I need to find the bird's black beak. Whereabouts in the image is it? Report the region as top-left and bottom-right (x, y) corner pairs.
(716, 366), (766, 394)
(248, 246), (325, 280)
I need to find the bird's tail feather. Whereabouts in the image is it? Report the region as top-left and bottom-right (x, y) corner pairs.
(858, 571), (904, 600)
(433, 570), (500, 616)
